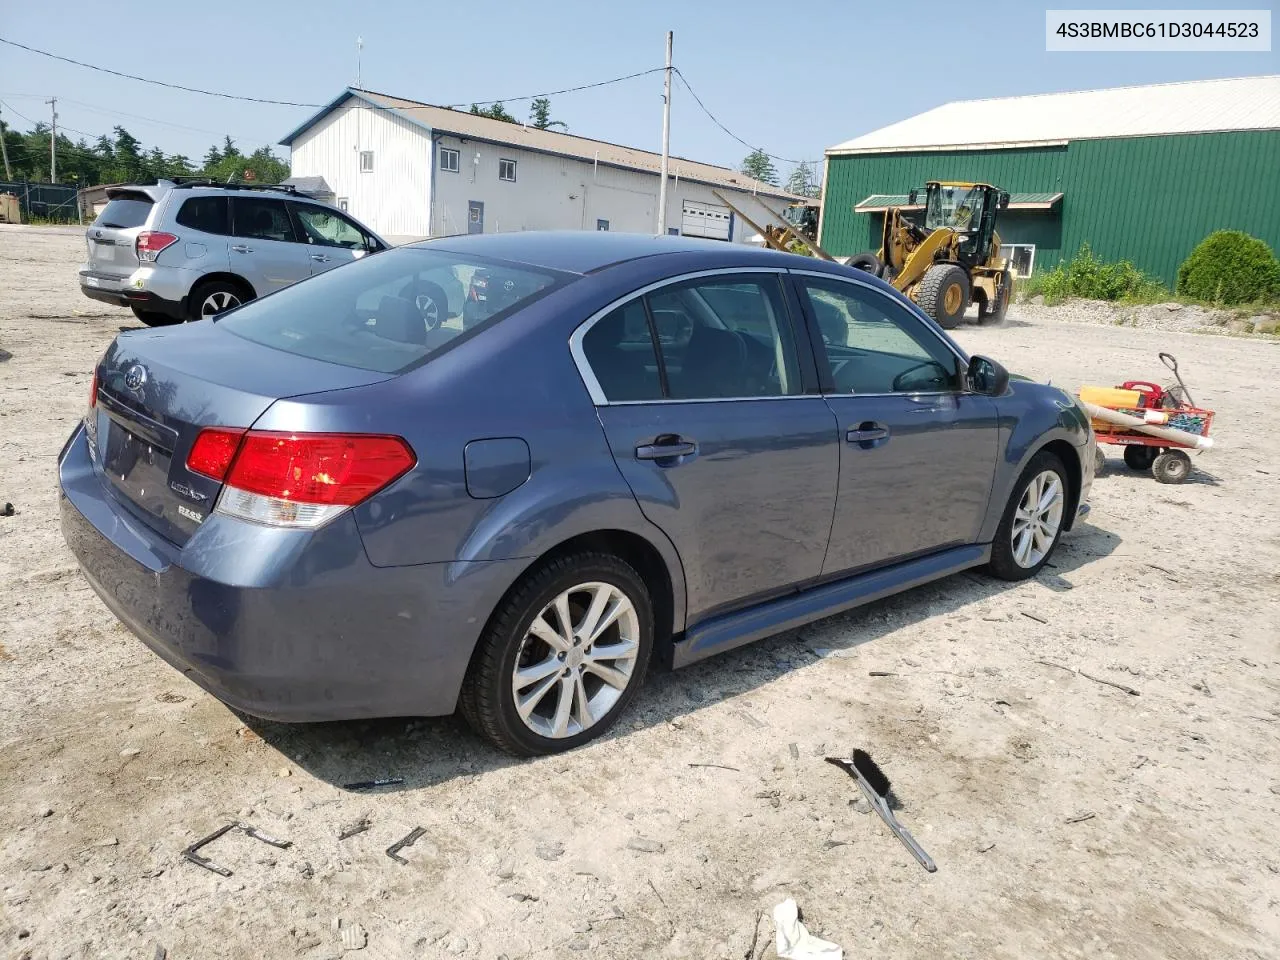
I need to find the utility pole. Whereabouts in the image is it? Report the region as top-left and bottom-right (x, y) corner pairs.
(0, 105), (12, 180)
(46, 97), (58, 182)
(656, 30), (672, 235)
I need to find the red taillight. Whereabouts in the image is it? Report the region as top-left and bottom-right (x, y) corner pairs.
(136, 231), (179, 263)
(187, 427), (247, 481)
(89, 369), (98, 409)
(187, 428), (415, 508)
(228, 432), (416, 506)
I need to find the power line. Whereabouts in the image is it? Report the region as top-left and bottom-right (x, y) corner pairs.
(0, 36), (320, 107)
(673, 67), (820, 168)
(448, 67), (665, 110)
(0, 35), (664, 115)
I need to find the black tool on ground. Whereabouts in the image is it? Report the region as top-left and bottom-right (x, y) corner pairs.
(385, 826), (426, 864)
(182, 821), (293, 877)
(343, 777), (405, 790)
(825, 749), (937, 873)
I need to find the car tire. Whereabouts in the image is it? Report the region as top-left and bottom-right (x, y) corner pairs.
(188, 279), (250, 322)
(1122, 445), (1158, 471)
(130, 306), (177, 327)
(459, 552), (653, 757)
(917, 264), (970, 329)
(988, 450), (1069, 581)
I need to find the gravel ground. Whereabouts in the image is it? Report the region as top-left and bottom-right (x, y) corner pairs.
(2, 224), (1279, 960)
(1015, 297), (1280, 337)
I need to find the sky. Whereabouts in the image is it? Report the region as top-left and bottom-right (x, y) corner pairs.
(1, 0), (1276, 179)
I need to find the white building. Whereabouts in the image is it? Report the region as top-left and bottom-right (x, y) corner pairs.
(280, 88), (800, 245)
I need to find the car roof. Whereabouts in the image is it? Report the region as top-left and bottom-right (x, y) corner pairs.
(416, 231), (820, 275)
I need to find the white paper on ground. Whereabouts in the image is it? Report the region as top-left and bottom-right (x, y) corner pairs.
(773, 898), (843, 960)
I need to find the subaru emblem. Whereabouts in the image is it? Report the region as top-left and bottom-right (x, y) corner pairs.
(124, 364), (147, 392)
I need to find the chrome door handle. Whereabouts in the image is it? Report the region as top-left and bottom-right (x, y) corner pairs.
(635, 437), (697, 461)
(310, 254), (331, 263)
(231, 244), (253, 254)
(847, 423), (890, 446)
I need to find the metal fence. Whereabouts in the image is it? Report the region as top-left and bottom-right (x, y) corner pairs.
(0, 181), (82, 223)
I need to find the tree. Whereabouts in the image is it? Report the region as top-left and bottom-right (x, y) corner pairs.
(529, 97), (567, 131)
(469, 102), (516, 123)
(741, 148), (778, 186)
(786, 161), (820, 198)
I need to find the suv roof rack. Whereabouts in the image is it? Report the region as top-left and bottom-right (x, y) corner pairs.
(168, 180), (298, 194)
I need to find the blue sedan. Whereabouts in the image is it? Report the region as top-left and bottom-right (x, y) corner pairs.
(59, 232), (1094, 756)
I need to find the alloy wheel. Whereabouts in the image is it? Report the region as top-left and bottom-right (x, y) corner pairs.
(1011, 470), (1064, 569)
(511, 581), (640, 739)
(415, 293), (441, 329)
(201, 291), (241, 317)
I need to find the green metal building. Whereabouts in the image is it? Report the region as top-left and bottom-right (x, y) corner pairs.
(819, 75), (1280, 286)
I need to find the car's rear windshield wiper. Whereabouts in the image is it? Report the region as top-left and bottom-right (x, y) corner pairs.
(99, 222), (126, 228)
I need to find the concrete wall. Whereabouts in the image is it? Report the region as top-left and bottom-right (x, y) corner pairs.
(289, 101), (431, 239)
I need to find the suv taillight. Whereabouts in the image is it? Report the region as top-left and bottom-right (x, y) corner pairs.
(136, 231), (179, 263)
(186, 429), (416, 529)
(89, 369), (98, 409)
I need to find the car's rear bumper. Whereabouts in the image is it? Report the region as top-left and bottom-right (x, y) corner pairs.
(58, 424), (526, 721)
(80, 271), (186, 320)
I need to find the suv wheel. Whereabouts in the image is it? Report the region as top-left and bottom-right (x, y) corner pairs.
(189, 280), (249, 321)
(459, 553), (653, 756)
(130, 306), (177, 327)
(989, 451), (1069, 581)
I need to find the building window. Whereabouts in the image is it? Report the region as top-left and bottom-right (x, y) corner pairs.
(498, 158), (517, 182)
(440, 147), (460, 173)
(1004, 243), (1036, 278)
(597, 219), (610, 231)
(667, 227), (679, 236)
(337, 197), (349, 212)
(359, 151), (374, 173)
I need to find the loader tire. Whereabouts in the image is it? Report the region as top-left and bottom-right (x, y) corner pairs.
(988, 269), (1012, 323)
(847, 252), (884, 278)
(917, 264), (969, 329)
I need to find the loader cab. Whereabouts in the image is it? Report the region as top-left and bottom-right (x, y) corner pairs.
(914, 181), (1009, 267)
(782, 200), (820, 243)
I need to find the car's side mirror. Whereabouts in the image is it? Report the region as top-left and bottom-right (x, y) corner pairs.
(999, 191), (1011, 210)
(968, 354), (1009, 396)
(907, 189), (919, 205)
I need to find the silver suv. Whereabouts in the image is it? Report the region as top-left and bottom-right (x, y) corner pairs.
(79, 180), (389, 326)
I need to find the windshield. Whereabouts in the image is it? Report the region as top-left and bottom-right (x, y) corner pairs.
(924, 185), (985, 232)
(218, 247), (566, 374)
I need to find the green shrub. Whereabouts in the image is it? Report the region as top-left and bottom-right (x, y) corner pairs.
(1022, 244), (1167, 305)
(1176, 230), (1280, 305)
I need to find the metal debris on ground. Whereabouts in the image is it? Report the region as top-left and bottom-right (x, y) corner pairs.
(343, 777), (405, 790)
(385, 826), (427, 865)
(1035, 660), (1141, 696)
(1065, 811), (1096, 824)
(868, 670), (896, 677)
(182, 822), (292, 877)
(1019, 611), (1049, 624)
(338, 817), (372, 841)
(688, 762), (740, 772)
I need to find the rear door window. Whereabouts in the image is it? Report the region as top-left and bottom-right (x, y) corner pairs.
(175, 196), (230, 235)
(95, 196), (152, 229)
(217, 248), (565, 374)
(230, 197), (297, 243)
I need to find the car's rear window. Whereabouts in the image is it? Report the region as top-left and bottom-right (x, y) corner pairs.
(95, 196), (153, 229)
(217, 247), (567, 374)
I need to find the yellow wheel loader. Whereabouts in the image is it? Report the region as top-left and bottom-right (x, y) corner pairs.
(850, 181), (1014, 329)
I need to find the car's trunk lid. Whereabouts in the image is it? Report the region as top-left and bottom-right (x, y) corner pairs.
(90, 322), (394, 545)
(85, 189), (160, 280)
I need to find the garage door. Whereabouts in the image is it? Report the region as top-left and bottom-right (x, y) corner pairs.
(681, 200), (732, 241)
